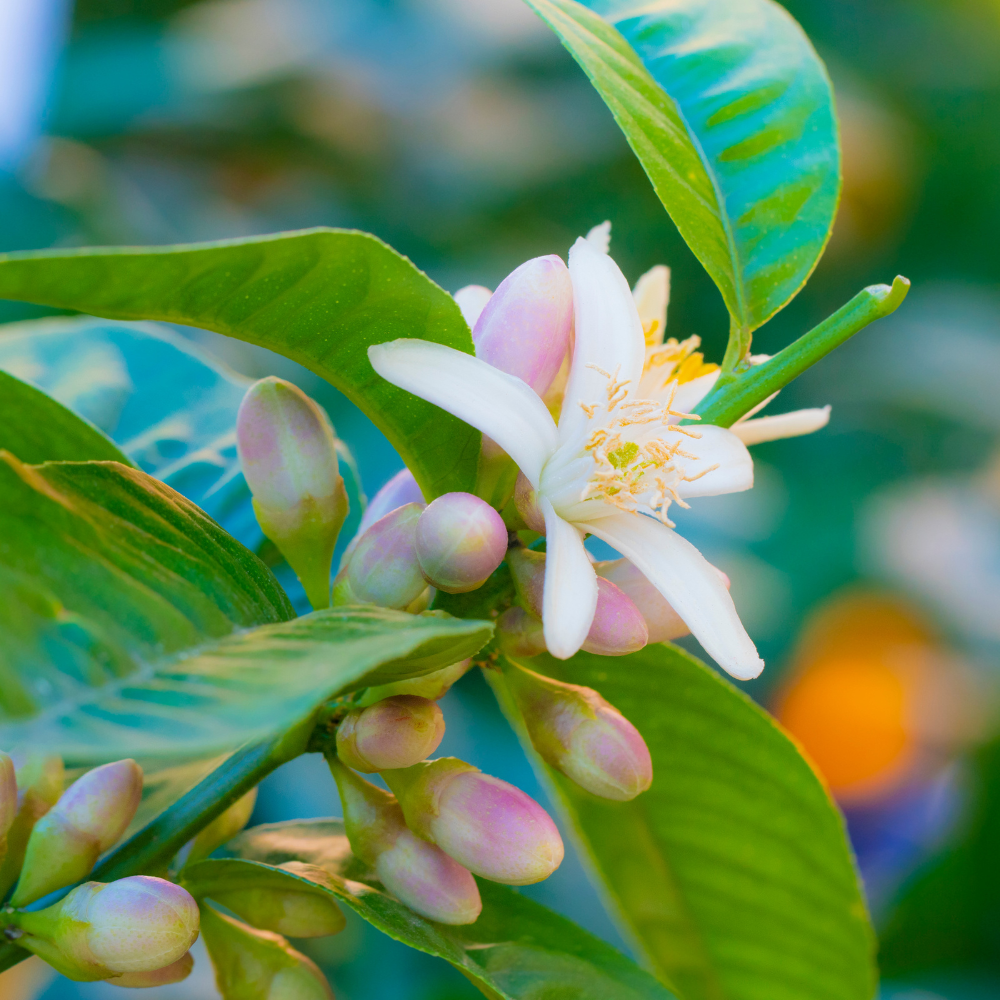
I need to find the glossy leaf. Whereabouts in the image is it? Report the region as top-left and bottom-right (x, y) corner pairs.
(490, 645), (876, 1000)
(0, 454), (491, 761)
(225, 818), (677, 1000)
(0, 229), (481, 497)
(0, 369), (131, 465)
(527, 0), (839, 359)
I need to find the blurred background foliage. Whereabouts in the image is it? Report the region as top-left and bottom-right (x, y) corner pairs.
(1, 0), (1000, 997)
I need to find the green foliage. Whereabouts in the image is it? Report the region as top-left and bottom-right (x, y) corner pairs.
(0, 229), (481, 498)
(0, 370), (133, 466)
(490, 644), (876, 1000)
(225, 818), (678, 1000)
(525, 0), (839, 362)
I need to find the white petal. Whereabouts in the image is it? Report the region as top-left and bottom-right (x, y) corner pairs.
(454, 285), (492, 329)
(671, 370), (721, 415)
(632, 265), (670, 344)
(732, 407), (831, 446)
(583, 512), (763, 679)
(560, 238), (647, 443)
(541, 497), (599, 660)
(369, 340), (557, 487)
(585, 221), (611, 253)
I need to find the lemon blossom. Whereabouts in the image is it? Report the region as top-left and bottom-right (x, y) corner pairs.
(369, 234), (825, 679)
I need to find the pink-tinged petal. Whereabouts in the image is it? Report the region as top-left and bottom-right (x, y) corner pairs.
(732, 406), (831, 446)
(454, 285), (492, 328)
(473, 255), (573, 398)
(540, 497), (599, 660)
(560, 238), (646, 444)
(583, 512), (764, 680)
(368, 340), (557, 488)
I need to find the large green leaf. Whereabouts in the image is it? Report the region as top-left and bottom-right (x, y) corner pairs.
(225, 818), (677, 1000)
(489, 645), (875, 1000)
(0, 454), (491, 761)
(527, 0), (839, 356)
(0, 369), (132, 465)
(0, 229), (481, 497)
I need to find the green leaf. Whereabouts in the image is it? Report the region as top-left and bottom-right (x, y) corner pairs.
(489, 645), (876, 1000)
(0, 454), (491, 761)
(526, 0), (839, 360)
(225, 818), (677, 1000)
(0, 369), (133, 465)
(0, 229), (481, 497)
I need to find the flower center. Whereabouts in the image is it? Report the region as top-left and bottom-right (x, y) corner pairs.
(641, 335), (717, 394)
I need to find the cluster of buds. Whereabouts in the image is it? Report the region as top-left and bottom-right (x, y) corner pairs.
(0, 753), (202, 988)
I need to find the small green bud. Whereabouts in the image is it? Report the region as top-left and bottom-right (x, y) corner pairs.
(200, 903), (334, 999)
(12, 759), (142, 906)
(357, 658), (472, 705)
(336, 695), (445, 773)
(109, 951), (194, 988)
(0, 752), (17, 862)
(237, 377), (349, 610)
(0, 754), (63, 900)
(14, 877), (199, 981)
(185, 788), (258, 867)
(210, 862), (346, 938)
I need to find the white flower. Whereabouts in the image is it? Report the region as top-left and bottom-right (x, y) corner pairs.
(370, 234), (826, 679)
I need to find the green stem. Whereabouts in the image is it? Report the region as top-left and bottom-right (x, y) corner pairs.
(696, 276), (910, 427)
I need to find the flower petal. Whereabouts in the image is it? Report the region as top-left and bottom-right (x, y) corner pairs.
(632, 265), (670, 346)
(454, 285), (492, 328)
(732, 406), (831, 446)
(541, 496), (599, 660)
(369, 340), (557, 487)
(583, 511), (764, 679)
(560, 238), (647, 444)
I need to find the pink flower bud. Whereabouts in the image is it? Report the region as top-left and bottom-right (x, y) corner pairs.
(582, 578), (648, 656)
(237, 377), (349, 609)
(473, 256), (573, 398)
(496, 606), (547, 658)
(505, 664), (652, 801)
(382, 759), (564, 886)
(336, 696), (445, 772)
(342, 502), (428, 610)
(513, 472), (546, 533)
(353, 467), (424, 543)
(109, 952), (193, 988)
(415, 493), (507, 594)
(454, 284), (492, 328)
(13, 759), (143, 906)
(328, 758), (481, 924)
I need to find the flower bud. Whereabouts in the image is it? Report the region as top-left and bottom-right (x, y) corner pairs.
(514, 472), (546, 533)
(109, 952), (194, 988)
(504, 663), (652, 801)
(16, 877), (199, 980)
(582, 578), (648, 656)
(209, 862), (346, 939)
(328, 757), (481, 924)
(199, 903), (333, 999)
(345, 467), (424, 562)
(185, 788), (258, 867)
(0, 752), (16, 856)
(12, 759), (142, 906)
(382, 758), (564, 886)
(473, 256), (573, 398)
(237, 377), (349, 610)
(339, 502), (427, 610)
(507, 547), (545, 618)
(496, 606), (547, 658)
(336, 696), (445, 773)
(358, 658), (472, 705)
(415, 493), (507, 594)
(0, 754), (63, 900)
(454, 284), (492, 329)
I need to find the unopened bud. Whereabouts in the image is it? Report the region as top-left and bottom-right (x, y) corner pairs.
(504, 663), (652, 801)
(582, 578), (648, 656)
(185, 788), (257, 867)
(473, 256), (573, 398)
(507, 547), (545, 618)
(0, 754), (63, 900)
(382, 758), (564, 886)
(109, 952), (193, 988)
(345, 467), (424, 563)
(339, 502), (427, 610)
(16, 877), (199, 980)
(12, 759), (142, 906)
(337, 696), (445, 773)
(237, 377), (349, 610)
(415, 493), (507, 594)
(496, 606), (547, 658)
(199, 904), (333, 999)
(454, 284), (492, 329)
(358, 658), (472, 705)
(207, 862), (346, 939)
(513, 471), (546, 533)
(328, 758), (480, 924)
